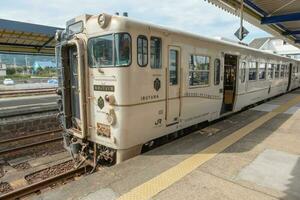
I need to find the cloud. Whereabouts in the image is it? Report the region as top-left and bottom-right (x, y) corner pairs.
(0, 0), (270, 42)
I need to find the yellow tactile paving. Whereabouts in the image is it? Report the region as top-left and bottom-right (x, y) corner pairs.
(117, 95), (300, 200)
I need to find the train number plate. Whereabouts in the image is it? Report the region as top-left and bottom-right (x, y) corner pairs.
(94, 85), (115, 92)
(97, 123), (111, 138)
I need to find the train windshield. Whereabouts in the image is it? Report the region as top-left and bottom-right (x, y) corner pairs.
(88, 33), (131, 67)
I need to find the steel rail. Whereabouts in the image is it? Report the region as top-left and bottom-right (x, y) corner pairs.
(0, 129), (62, 145)
(0, 88), (56, 98)
(0, 137), (63, 156)
(0, 88), (56, 93)
(0, 166), (90, 200)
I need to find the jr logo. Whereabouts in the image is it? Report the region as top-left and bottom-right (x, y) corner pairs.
(155, 119), (162, 126)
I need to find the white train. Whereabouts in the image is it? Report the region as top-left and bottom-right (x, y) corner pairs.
(55, 13), (300, 165)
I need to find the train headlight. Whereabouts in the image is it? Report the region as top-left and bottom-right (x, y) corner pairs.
(98, 13), (111, 28)
(107, 109), (116, 125)
(105, 94), (115, 105)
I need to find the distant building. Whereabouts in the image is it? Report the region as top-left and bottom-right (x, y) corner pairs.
(0, 63), (7, 76)
(249, 37), (300, 60)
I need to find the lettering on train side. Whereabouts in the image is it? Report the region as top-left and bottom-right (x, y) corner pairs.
(94, 85), (115, 92)
(154, 118), (162, 127)
(158, 109), (164, 115)
(141, 95), (159, 101)
(184, 92), (221, 99)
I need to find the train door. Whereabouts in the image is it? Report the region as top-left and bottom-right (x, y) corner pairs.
(166, 46), (180, 126)
(221, 54), (238, 114)
(61, 40), (87, 138)
(287, 63), (292, 92)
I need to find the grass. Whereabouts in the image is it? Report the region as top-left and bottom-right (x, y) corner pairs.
(2, 74), (31, 80)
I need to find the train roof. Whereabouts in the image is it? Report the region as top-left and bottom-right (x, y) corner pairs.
(112, 15), (299, 63)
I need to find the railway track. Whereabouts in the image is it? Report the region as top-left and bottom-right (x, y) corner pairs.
(0, 129), (63, 158)
(0, 88), (56, 98)
(0, 166), (90, 200)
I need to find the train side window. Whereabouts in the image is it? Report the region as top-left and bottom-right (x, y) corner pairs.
(214, 58), (221, 85)
(280, 65), (285, 78)
(137, 35), (148, 67)
(189, 55), (210, 86)
(275, 64), (280, 78)
(240, 61), (246, 83)
(268, 64), (274, 79)
(285, 65), (289, 77)
(169, 49), (178, 85)
(259, 63), (266, 80)
(248, 61), (257, 81)
(150, 37), (162, 69)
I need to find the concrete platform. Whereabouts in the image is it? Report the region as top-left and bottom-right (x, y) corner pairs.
(33, 90), (300, 200)
(0, 94), (58, 118)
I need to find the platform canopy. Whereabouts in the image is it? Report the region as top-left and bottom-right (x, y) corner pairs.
(207, 0), (300, 48)
(0, 19), (63, 55)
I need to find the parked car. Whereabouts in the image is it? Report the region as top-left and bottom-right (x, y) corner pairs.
(3, 78), (15, 85)
(47, 79), (58, 84)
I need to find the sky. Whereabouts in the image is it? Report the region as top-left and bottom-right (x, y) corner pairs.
(0, 0), (271, 43)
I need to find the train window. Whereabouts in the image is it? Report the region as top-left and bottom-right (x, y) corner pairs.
(114, 33), (131, 66)
(137, 35), (148, 67)
(293, 66), (296, 74)
(280, 65), (285, 78)
(285, 65), (289, 78)
(275, 64), (280, 78)
(259, 63), (266, 80)
(268, 64), (274, 79)
(248, 61), (257, 81)
(88, 33), (131, 67)
(169, 49), (178, 85)
(88, 34), (113, 67)
(150, 37), (162, 68)
(240, 61), (246, 83)
(214, 58), (221, 85)
(189, 55), (210, 86)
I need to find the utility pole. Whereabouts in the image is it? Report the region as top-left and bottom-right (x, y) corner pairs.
(239, 0), (244, 41)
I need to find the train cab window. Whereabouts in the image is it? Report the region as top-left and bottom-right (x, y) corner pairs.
(114, 33), (131, 66)
(268, 64), (274, 79)
(249, 61), (257, 81)
(240, 61), (246, 83)
(275, 64), (280, 78)
(88, 33), (131, 67)
(259, 63), (266, 80)
(137, 35), (148, 67)
(169, 50), (178, 85)
(150, 37), (162, 68)
(280, 65), (285, 78)
(189, 55), (210, 86)
(214, 58), (221, 85)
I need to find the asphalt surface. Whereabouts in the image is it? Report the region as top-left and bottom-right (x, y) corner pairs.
(0, 95), (58, 109)
(0, 83), (57, 91)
